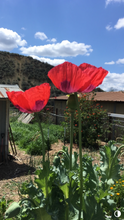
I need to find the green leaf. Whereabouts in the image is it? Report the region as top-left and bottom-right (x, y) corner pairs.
(59, 165), (69, 184)
(100, 141), (124, 182)
(31, 207), (52, 220)
(83, 195), (105, 220)
(60, 183), (69, 199)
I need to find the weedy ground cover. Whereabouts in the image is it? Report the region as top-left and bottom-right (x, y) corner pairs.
(2, 140), (124, 220)
(10, 121), (64, 155)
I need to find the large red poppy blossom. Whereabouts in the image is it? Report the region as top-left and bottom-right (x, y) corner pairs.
(6, 83), (51, 113)
(48, 62), (108, 93)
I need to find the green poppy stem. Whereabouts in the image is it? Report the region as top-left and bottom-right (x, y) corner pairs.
(35, 112), (45, 163)
(35, 112), (48, 198)
(75, 93), (83, 220)
(70, 111), (74, 170)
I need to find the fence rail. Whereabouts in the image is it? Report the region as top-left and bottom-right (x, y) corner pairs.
(9, 108), (124, 141)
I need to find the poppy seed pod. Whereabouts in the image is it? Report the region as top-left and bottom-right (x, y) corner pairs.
(66, 94), (77, 110)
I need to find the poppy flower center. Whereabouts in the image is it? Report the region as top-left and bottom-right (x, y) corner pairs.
(60, 80), (74, 93)
(33, 100), (45, 112)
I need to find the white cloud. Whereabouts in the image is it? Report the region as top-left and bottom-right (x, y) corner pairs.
(35, 32), (57, 42)
(106, 25), (113, 31)
(0, 27), (27, 51)
(106, 0), (124, 6)
(47, 38), (57, 43)
(116, 58), (124, 64)
(35, 32), (48, 40)
(21, 27), (26, 30)
(114, 18), (124, 29)
(104, 61), (115, 65)
(99, 72), (124, 91)
(31, 55), (65, 66)
(20, 40), (93, 57)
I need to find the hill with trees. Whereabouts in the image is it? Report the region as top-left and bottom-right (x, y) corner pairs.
(0, 51), (105, 98)
(0, 51), (66, 97)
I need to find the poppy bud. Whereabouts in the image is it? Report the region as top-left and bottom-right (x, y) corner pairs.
(66, 94), (77, 111)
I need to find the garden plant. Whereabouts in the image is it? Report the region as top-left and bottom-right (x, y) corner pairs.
(4, 61), (124, 219)
(62, 92), (110, 148)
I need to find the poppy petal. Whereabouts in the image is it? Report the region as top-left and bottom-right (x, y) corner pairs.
(78, 63), (108, 92)
(48, 62), (92, 93)
(6, 83), (51, 113)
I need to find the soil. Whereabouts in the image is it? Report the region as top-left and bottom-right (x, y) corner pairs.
(0, 140), (123, 203)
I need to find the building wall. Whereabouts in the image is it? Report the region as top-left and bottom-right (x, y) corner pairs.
(0, 99), (9, 162)
(54, 100), (66, 124)
(96, 101), (124, 114)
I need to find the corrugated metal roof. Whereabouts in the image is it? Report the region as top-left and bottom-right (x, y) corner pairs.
(50, 92), (124, 102)
(0, 84), (22, 98)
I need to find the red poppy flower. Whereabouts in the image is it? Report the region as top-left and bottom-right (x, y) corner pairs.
(48, 61), (108, 93)
(6, 83), (51, 113)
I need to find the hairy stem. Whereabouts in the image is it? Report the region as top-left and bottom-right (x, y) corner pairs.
(35, 112), (48, 197)
(75, 93), (83, 220)
(70, 111), (74, 170)
(35, 112), (45, 163)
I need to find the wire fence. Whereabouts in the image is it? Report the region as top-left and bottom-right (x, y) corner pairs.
(40, 111), (124, 141)
(9, 107), (124, 142)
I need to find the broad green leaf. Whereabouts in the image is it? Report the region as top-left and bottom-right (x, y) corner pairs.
(59, 183), (69, 199)
(31, 207), (52, 220)
(59, 165), (69, 184)
(83, 194), (105, 220)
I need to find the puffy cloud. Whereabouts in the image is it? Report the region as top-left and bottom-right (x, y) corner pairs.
(105, 59), (124, 65)
(116, 58), (124, 64)
(20, 40), (93, 57)
(47, 38), (57, 43)
(34, 32), (57, 42)
(34, 32), (48, 40)
(104, 61), (115, 65)
(31, 55), (65, 66)
(114, 17), (124, 29)
(106, 25), (113, 31)
(0, 27), (27, 51)
(106, 0), (124, 6)
(99, 72), (124, 91)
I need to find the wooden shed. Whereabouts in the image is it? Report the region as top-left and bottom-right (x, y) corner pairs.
(0, 84), (22, 162)
(50, 92), (124, 124)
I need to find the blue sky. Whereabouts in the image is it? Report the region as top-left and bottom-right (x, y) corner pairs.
(0, 0), (124, 91)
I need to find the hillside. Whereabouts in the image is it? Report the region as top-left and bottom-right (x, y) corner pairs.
(0, 51), (104, 99)
(0, 51), (66, 97)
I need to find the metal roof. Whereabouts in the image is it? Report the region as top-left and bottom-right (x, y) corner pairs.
(0, 84), (22, 98)
(50, 92), (124, 102)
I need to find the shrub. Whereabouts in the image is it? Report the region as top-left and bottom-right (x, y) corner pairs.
(62, 92), (110, 148)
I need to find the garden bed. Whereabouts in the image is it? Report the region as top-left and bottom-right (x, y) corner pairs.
(0, 140), (103, 202)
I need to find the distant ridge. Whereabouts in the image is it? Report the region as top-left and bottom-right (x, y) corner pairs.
(0, 51), (65, 97)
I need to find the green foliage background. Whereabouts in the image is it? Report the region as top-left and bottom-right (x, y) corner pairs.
(10, 121), (64, 155)
(62, 93), (110, 148)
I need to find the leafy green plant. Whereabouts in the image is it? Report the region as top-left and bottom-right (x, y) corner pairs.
(62, 92), (110, 149)
(10, 121), (64, 155)
(5, 141), (124, 219)
(108, 179), (124, 217)
(0, 197), (12, 220)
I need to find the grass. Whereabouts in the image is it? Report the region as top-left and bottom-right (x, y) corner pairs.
(10, 121), (64, 155)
